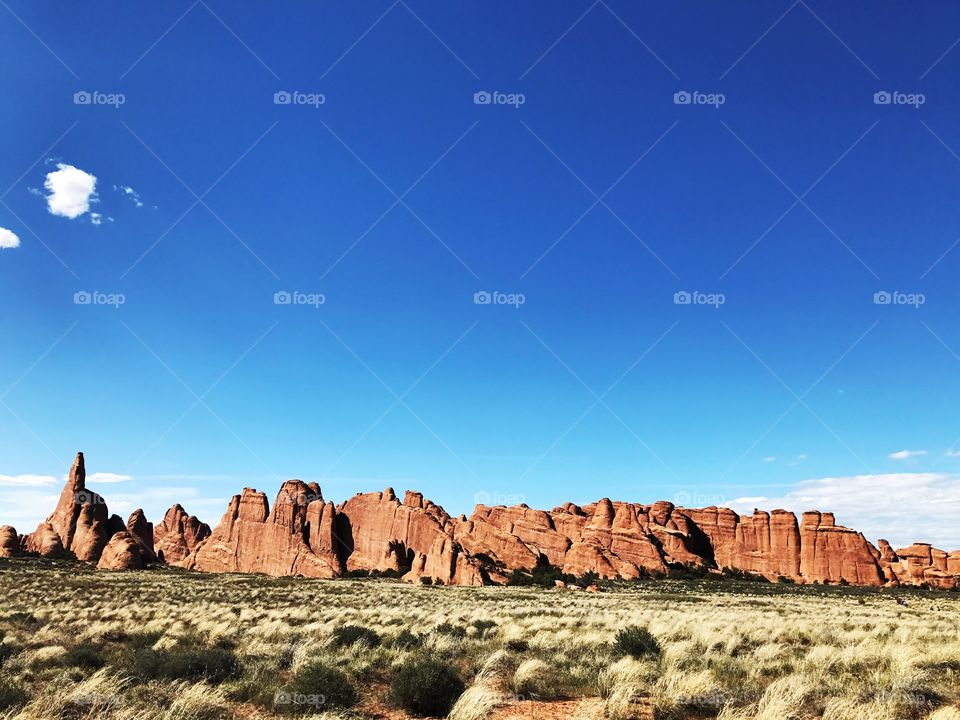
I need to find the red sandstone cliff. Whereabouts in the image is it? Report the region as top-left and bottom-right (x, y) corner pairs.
(7, 452), (959, 589)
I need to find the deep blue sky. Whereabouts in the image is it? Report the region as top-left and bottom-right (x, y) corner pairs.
(2, 1), (960, 548)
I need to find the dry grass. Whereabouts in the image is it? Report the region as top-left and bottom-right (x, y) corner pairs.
(0, 557), (957, 719)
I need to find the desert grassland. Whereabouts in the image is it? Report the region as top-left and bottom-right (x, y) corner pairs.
(0, 559), (958, 720)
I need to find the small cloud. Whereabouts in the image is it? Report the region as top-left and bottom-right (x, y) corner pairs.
(90, 213), (103, 226)
(0, 227), (20, 249)
(890, 449), (927, 460)
(114, 185), (144, 208)
(44, 163), (97, 219)
(944, 450), (960, 458)
(0, 474), (57, 487)
(763, 457), (776, 463)
(87, 472), (132, 484)
(797, 453), (808, 460)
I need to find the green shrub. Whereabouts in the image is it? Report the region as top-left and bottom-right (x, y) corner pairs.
(391, 629), (423, 649)
(330, 625), (381, 649)
(614, 625), (661, 659)
(280, 660), (357, 712)
(64, 645), (106, 669)
(123, 645), (242, 684)
(419, 576), (433, 585)
(0, 677), (27, 710)
(390, 657), (465, 716)
(433, 622), (465, 638)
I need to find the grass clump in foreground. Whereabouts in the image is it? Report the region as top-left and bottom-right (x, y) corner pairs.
(280, 659), (358, 713)
(390, 656), (466, 716)
(614, 624), (662, 659)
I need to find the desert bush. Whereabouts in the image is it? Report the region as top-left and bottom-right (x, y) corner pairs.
(123, 645), (242, 684)
(614, 625), (661, 660)
(391, 629), (423, 649)
(283, 660), (357, 712)
(330, 624), (381, 648)
(505, 638), (529, 652)
(434, 621), (466, 638)
(390, 656), (465, 716)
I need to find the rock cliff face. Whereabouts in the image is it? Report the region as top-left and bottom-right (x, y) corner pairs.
(187, 481), (341, 578)
(154, 504), (211, 566)
(9, 452), (960, 589)
(335, 489), (484, 585)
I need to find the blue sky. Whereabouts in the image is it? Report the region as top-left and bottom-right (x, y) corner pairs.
(2, 1), (960, 548)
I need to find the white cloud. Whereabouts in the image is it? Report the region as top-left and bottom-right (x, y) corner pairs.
(44, 163), (97, 219)
(0, 474), (57, 487)
(87, 472), (132, 484)
(115, 185), (144, 208)
(0, 227), (20, 249)
(725, 473), (960, 549)
(944, 450), (960, 458)
(763, 457), (776, 463)
(889, 449), (927, 460)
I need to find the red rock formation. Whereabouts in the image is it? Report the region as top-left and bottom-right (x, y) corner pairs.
(97, 531), (144, 570)
(337, 488), (483, 585)
(26, 452), (111, 562)
(125, 510), (158, 564)
(188, 481), (340, 578)
(153, 504), (211, 565)
(0, 526), (19, 557)
(11, 452), (960, 588)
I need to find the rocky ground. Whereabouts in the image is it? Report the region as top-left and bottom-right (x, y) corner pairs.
(0, 557), (958, 719)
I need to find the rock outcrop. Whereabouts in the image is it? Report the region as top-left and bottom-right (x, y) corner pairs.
(188, 481), (341, 578)
(9, 452), (960, 589)
(336, 489), (484, 585)
(0, 526), (19, 557)
(154, 504), (211, 566)
(26, 453), (111, 562)
(97, 531), (144, 570)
